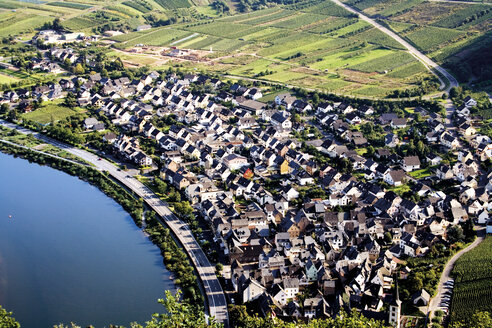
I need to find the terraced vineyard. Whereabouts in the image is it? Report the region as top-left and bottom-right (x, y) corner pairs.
(340, 0), (492, 84)
(0, 0), (490, 96)
(450, 237), (492, 324)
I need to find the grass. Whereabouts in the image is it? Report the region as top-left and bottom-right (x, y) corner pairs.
(407, 167), (432, 179)
(22, 101), (86, 124)
(0, 73), (19, 84)
(388, 183), (411, 196)
(258, 88), (289, 103)
(355, 148), (368, 155)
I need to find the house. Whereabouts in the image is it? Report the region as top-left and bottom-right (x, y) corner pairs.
(83, 117), (99, 130)
(271, 112), (292, 130)
(391, 118), (407, 129)
(402, 156), (421, 172)
(345, 112), (362, 125)
(337, 102), (354, 114)
(239, 99), (266, 116)
(292, 99), (312, 112)
(103, 132), (117, 143)
(459, 122), (476, 136)
(385, 134), (399, 148)
(412, 289), (430, 306)
(441, 133), (459, 149)
(317, 102), (333, 113)
(136, 25), (152, 31)
(241, 278), (266, 303)
(384, 170), (406, 186)
(436, 165), (453, 180)
(275, 93), (297, 109)
(380, 113), (398, 124)
(223, 154), (249, 170)
(359, 105), (374, 116)
(426, 153), (442, 166)
(283, 277), (300, 299)
(463, 96), (477, 108)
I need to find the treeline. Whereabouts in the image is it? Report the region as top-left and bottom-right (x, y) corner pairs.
(386, 78), (441, 98)
(144, 212), (202, 303)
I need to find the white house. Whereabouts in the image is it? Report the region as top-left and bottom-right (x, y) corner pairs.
(402, 156), (421, 172)
(384, 170), (406, 186)
(222, 154), (249, 170)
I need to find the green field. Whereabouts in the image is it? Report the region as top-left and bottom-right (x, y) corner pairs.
(450, 237), (492, 324)
(0, 0), (486, 96)
(404, 26), (466, 53)
(349, 51), (416, 73)
(22, 101), (86, 124)
(0, 73), (19, 84)
(47, 2), (92, 10)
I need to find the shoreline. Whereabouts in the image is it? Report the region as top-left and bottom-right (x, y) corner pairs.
(0, 141), (201, 305)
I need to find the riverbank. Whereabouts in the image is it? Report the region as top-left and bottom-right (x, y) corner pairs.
(0, 141), (201, 305)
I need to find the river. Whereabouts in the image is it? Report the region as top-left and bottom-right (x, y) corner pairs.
(0, 152), (175, 327)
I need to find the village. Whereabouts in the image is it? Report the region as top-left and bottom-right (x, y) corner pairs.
(1, 38), (492, 328)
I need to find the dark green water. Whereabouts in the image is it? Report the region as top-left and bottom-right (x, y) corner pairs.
(0, 152), (175, 327)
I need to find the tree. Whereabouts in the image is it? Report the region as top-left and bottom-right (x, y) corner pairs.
(63, 92), (77, 108)
(131, 291), (221, 328)
(73, 63), (85, 75)
(0, 306), (20, 328)
(384, 231), (392, 244)
(7, 109), (18, 121)
(449, 87), (460, 99)
(0, 103), (8, 115)
(447, 225), (465, 244)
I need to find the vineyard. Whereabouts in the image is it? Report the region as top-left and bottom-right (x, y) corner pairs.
(404, 26), (466, 53)
(154, 0), (192, 9)
(450, 237), (492, 324)
(122, 0), (153, 13)
(46, 2), (92, 10)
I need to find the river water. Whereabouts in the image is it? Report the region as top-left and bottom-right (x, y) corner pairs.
(0, 152), (175, 327)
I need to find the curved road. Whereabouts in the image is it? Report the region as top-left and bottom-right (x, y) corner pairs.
(0, 120), (229, 327)
(330, 0), (459, 92)
(427, 228), (485, 320)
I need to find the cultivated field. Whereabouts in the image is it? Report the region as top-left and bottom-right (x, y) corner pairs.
(0, 0), (490, 94)
(450, 237), (492, 324)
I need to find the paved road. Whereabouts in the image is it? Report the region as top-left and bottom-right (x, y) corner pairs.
(427, 228), (486, 319)
(0, 120), (229, 327)
(330, 0), (459, 92)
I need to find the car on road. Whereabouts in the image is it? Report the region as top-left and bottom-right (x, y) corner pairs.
(98, 157), (102, 160)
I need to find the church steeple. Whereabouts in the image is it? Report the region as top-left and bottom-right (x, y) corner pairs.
(389, 278), (401, 327)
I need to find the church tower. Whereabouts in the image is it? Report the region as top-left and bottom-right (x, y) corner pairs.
(388, 279), (401, 327)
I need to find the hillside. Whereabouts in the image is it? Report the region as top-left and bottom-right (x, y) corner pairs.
(0, 0), (491, 95)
